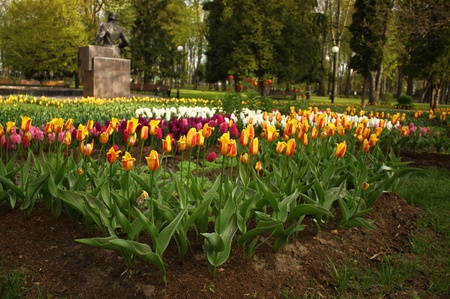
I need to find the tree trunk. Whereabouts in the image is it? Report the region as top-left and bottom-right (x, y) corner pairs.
(360, 75), (368, 107)
(406, 75), (414, 96)
(396, 69), (403, 99)
(344, 65), (351, 98)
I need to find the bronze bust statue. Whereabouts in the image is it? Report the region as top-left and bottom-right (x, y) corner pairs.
(92, 12), (130, 58)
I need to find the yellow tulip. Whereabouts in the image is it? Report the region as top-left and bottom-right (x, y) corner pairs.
(121, 151), (136, 171)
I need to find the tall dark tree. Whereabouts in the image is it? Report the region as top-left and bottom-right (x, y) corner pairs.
(349, 0), (393, 105)
(397, 0), (450, 108)
(130, 0), (185, 84)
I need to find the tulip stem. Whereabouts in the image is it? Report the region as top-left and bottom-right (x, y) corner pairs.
(218, 155), (226, 233)
(150, 170), (154, 224)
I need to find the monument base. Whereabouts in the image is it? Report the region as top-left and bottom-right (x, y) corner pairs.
(82, 57), (130, 99)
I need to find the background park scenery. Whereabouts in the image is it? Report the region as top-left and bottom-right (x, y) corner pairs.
(1, 0), (450, 298)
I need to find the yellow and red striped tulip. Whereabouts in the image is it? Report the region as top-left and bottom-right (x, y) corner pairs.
(337, 125), (345, 137)
(254, 161), (262, 171)
(240, 128), (249, 146)
(106, 123), (115, 135)
(162, 135), (173, 153)
(276, 141), (287, 154)
(197, 131), (205, 147)
(249, 137), (259, 156)
(146, 150), (160, 171)
(121, 151), (136, 171)
(64, 118), (73, 131)
(285, 119), (298, 136)
(264, 125), (278, 142)
(44, 122), (53, 134)
(362, 139), (371, 153)
(80, 140), (94, 156)
(149, 119), (161, 136)
(335, 141), (347, 158)
(285, 139), (296, 157)
(218, 132), (231, 155)
(186, 127), (198, 148)
(86, 119), (94, 132)
(240, 153), (249, 164)
(0, 124), (4, 137)
(369, 133), (379, 147)
(126, 118), (139, 135)
(76, 124), (88, 141)
(20, 116), (32, 132)
(51, 118), (64, 134)
(140, 126), (149, 141)
(23, 131), (32, 143)
(64, 131), (72, 146)
(127, 134), (137, 147)
(247, 123), (255, 139)
(110, 118), (119, 130)
(226, 139), (237, 158)
(106, 146), (122, 163)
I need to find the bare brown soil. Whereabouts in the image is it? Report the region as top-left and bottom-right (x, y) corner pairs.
(1, 152), (450, 299)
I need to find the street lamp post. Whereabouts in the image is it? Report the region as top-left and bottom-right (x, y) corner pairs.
(330, 45), (339, 104)
(176, 45), (183, 99)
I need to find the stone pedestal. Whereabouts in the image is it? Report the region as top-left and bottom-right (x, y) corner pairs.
(78, 46), (130, 98)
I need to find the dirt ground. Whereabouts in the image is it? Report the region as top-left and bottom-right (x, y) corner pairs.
(1, 152), (449, 299)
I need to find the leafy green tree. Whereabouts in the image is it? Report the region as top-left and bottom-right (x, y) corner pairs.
(349, 0), (393, 105)
(0, 0), (89, 78)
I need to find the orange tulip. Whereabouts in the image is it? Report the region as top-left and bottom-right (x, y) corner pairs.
(162, 135), (173, 153)
(302, 133), (309, 145)
(121, 151), (136, 171)
(369, 133), (379, 147)
(264, 125), (278, 142)
(201, 123), (214, 139)
(80, 140), (94, 156)
(146, 150), (160, 171)
(149, 119), (161, 136)
(186, 127), (198, 148)
(240, 128), (250, 146)
(140, 126), (149, 141)
(254, 161), (262, 171)
(362, 127), (371, 139)
(126, 118), (139, 135)
(20, 116), (32, 132)
(99, 132), (109, 144)
(362, 182), (370, 191)
(335, 141), (347, 158)
(240, 153), (249, 164)
(249, 137), (259, 156)
(106, 146), (122, 163)
(178, 135), (187, 151)
(374, 127), (383, 137)
(400, 126), (409, 137)
(311, 127), (319, 139)
(285, 139), (296, 157)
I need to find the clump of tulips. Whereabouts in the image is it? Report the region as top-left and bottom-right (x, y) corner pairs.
(0, 104), (428, 283)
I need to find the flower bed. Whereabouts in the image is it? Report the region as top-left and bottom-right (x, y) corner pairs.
(1, 95), (449, 283)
